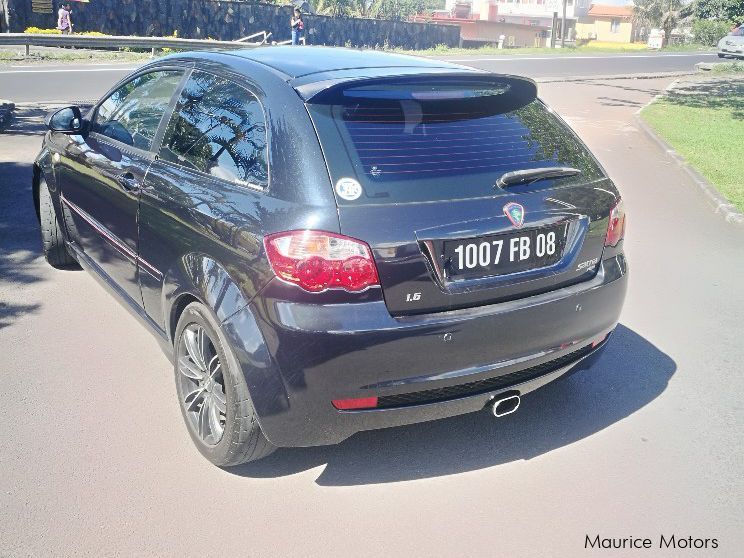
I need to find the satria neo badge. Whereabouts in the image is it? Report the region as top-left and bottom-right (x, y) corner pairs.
(503, 202), (525, 228)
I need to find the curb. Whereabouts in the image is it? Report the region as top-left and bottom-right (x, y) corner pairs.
(0, 98), (16, 131)
(535, 70), (695, 84)
(635, 113), (744, 226)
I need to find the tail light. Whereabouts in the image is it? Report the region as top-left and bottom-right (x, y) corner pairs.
(605, 198), (626, 247)
(264, 230), (380, 293)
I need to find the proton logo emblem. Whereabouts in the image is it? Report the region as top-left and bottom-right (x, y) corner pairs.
(503, 202), (525, 228)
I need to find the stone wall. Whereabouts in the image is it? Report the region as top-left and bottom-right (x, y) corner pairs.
(5, 0), (460, 49)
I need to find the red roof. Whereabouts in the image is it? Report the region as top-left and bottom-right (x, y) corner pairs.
(587, 4), (634, 18)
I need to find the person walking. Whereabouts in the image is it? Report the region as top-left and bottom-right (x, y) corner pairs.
(291, 8), (304, 46)
(57, 2), (73, 35)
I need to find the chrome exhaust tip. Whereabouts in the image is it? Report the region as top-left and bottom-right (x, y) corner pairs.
(491, 393), (521, 417)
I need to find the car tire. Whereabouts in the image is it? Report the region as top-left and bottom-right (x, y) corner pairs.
(174, 301), (276, 466)
(39, 178), (77, 268)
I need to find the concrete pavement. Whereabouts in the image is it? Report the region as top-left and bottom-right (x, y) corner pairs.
(1, 76), (743, 556)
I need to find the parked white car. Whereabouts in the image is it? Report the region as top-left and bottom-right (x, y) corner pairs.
(718, 26), (744, 59)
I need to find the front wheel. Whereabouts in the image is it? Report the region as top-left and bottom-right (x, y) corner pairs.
(38, 178), (77, 268)
(174, 302), (276, 466)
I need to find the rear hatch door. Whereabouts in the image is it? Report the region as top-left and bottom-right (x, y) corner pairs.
(305, 74), (618, 315)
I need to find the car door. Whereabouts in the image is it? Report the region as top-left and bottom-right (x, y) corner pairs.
(56, 69), (185, 305)
(137, 69), (270, 330)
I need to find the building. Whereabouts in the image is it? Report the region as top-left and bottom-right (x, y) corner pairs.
(575, 4), (637, 43)
(442, 0), (578, 40)
(416, 0), (578, 48)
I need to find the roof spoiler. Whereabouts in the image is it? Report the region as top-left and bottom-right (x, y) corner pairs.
(298, 73), (538, 110)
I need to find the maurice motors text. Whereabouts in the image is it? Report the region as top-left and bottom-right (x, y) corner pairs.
(585, 534), (718, 550)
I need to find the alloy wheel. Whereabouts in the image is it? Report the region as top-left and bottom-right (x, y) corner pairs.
(176, 324), (227, 446)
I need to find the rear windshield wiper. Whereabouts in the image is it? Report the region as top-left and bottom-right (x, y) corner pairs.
(495, 167), (581, 188)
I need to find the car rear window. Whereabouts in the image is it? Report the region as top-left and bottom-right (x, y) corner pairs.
(307, 78), (605, 204)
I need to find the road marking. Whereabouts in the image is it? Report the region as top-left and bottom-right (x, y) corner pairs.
(443, 53), (718, 62)
(0, 66), (137, 74)
(8, 62), (133, 68)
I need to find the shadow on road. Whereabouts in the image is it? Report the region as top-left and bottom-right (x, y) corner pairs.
(231, 324), (675, 485)
(0, 159), (46, 329)
(0, 106), (49, 137)
(597, 96), (644, 108)
(0, 105), (85, 328)
(663, 79), (744, 119)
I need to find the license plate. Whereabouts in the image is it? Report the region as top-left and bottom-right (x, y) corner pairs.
(443, 223), (568, 279)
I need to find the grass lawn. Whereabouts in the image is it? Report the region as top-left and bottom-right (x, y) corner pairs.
(641, 74), (744, 212)
(0, 47), (152, 64)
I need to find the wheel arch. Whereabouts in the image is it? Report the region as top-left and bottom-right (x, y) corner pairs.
(163, 254), (287, 442)
(33, 148), (55, 223)
(32, 163), (41, 222)
(162, 253), (266, 345)
(169, 293), (201, 345)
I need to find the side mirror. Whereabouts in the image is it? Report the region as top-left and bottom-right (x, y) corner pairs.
(46, 106), (84, 134)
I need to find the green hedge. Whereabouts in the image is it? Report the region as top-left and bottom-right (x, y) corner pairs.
(692, 20), (732, 47)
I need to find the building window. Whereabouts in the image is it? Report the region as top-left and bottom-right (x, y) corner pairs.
(611, 18), (620, 33)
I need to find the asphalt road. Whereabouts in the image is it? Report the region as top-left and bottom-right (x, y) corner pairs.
(443, 51), (718, 77)
(0, 51), (718, 103)
(1, 72), (743, 556)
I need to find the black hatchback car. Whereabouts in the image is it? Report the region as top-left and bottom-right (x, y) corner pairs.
(34, 47), (627, 466)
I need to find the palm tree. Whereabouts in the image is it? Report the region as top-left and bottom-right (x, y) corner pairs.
(354, 0), (374, 18)
(315, 0), (355, 17)
(634, 0), (685, 47)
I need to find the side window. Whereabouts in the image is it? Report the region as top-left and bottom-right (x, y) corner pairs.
(159, 71), (269, 188)
(93, 71), (183, 151)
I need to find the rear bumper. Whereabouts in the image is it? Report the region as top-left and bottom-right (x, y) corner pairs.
(224, 254), (628, 447)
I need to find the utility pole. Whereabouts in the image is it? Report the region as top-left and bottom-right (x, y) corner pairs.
(561, 0), (567, 48)
(551, 11), (558, 48)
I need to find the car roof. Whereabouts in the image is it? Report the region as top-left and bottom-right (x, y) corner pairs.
(220, 46), (470, 79)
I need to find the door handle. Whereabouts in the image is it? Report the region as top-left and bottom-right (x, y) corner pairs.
(117, 172), (140, 192)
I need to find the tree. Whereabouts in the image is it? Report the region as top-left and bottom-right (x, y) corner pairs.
(692, 18), (731, 44)
(314, 0), (444, 20)
(634, 0), (686, 47)
(315, 0), (356, 17)
(692, 0), (744, 23)
(366, 0), (420, 20)
(354, 0), (374, 18)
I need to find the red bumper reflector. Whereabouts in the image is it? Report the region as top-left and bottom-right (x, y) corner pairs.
(332, 396), (379, 410)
